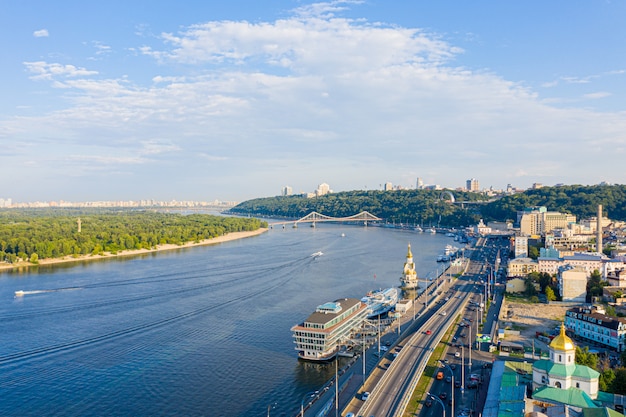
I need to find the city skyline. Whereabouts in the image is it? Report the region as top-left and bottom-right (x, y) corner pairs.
(2, 1), (625, 203)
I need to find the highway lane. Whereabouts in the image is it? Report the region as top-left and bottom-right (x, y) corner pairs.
(352, 277), (476, 417)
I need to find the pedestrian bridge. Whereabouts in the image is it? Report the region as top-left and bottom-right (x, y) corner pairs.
(269, 211), (381, 227)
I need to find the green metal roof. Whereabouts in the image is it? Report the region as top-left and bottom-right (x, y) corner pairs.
(582, 407), (626, 417)
(533, 359), (600, 379)
(533, 386), (598, 408)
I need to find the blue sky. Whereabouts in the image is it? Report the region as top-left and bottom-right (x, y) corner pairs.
(1, 0), (625, 203)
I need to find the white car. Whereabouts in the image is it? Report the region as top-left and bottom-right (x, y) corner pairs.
(362, 391), (370, 401)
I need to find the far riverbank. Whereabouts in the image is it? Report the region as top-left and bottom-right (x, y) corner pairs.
(0, 228), (268, 272)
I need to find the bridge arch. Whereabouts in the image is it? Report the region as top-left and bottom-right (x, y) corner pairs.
(439, 191), (455, 203)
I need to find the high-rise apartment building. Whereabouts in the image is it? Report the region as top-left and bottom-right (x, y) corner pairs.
(416, 177), (424, 189)
(281, 186), (292, 196)
(315, 183), (331, 196)
(384, 182), (393, 191)
(466, 178), (479, 192)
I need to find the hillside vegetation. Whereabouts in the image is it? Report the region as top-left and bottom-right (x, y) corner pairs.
(230, 189), (488, 226)
(230, 184), (626, 226)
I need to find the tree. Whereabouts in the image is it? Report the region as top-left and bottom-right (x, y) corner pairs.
(528, 246), (539, 260)
(575, 346), (598, 369)
(610, 368), (626, 395)
(545, 286), (556, 302)
(524, 276), (537, 297)
(29, 253), (39, 264)
(601, 368), (616, 392)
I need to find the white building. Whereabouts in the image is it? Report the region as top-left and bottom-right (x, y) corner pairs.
(532, 324), (600, 397)
(558, 266), (588, 303)
(565, 306), (626, 352)
(281, 186), (292, 196)
(514, 235), (528, 258)
(315, 183), (331, 196)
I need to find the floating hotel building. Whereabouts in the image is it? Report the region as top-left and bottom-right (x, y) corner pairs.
(291, 298), (368, 361)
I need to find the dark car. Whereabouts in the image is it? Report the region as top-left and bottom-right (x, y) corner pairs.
(425, 398), (433, 407)
(439, 392), (447, 400)
(455, 380), (462, 388)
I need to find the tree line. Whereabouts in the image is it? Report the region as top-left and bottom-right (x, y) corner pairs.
(229, 189), (488, 227)
(229, 184), (626, 227)
(0, 209), (266, 264)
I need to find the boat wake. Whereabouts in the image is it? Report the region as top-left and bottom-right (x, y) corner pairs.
(14, 288), (83, 298)
(310, 251), (323, 258)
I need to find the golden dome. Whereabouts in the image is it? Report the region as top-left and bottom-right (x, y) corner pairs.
(550, 323), (575, 351)
(407, 243), (413, 258)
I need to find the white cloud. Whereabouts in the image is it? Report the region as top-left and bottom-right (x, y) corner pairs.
(583, 91), (611, 99)
(33, 29), (49, 37)
(4, 1), (626, 200)
(24, 61), (99, 81)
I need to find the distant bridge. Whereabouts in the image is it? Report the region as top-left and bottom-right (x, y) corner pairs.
(269, 211), (381, 227)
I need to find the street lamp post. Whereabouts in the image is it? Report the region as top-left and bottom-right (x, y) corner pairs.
(427, 392), (446, 417)
(439, 361), (455, 416)
(300, 391), (319, 417)
(461, 346), (465, 392)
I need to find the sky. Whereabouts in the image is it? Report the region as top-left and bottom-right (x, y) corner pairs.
(1, 0), (625, 203)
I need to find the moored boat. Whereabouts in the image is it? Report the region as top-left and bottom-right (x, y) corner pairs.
(361, 287), (399, 318)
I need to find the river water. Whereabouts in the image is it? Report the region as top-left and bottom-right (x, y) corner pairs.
(0, 223), (453, 417)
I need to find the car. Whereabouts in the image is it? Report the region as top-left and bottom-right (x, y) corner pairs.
(439, 392), (447, 400)
(362, 392), (370, 401)
(450, 364), (456, 370)
(445, 376), (451, 383)
(436, 371), (444, 380)
(455, 380), (462, 388)
(454, 351), (461, 358)
(425, 330), (432, 335)
(425, 398), (433, 407)
(345, 413), (355, 417)
(441, 311), (447, 316)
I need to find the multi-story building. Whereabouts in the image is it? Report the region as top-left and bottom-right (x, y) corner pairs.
(518, 207), (576, 236)
(291, 297), (368, 361)
(557, 266), (587, 302)
(538, 253), (604, 277)
(315, 183), (331, 196)
(416, 177), (424, 189)
(281, 186), (292, 196)
(514, 235), (528, 258)
(384, 182), (393, 191)
(565, 306), (626, 352)
(466, 178), (479, 192)
(507, 257), (539, 277)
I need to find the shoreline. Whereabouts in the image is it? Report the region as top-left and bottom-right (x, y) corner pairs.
(0, 228), (268, 272)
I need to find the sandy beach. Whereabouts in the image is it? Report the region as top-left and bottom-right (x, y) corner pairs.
(0, 228), (268, 272)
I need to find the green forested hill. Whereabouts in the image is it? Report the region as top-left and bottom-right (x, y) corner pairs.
(0, 210), (266, 263)
(229, 189), (489, 227)
(479, 184), (626, 223)
(230, 184), (626, 226)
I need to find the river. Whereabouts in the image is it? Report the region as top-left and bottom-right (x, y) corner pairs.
(0, 223), (454, 417)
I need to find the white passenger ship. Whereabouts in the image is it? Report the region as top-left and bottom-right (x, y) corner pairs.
(291, 298), (368, 361)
